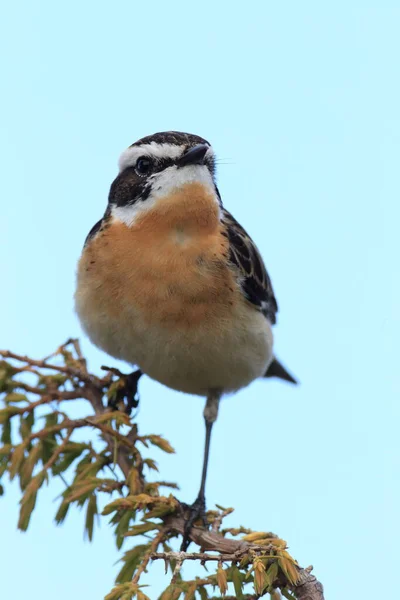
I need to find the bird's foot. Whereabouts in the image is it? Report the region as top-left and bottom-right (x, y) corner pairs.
(180, 495), (208, 551)
(104, 367), (142, 414)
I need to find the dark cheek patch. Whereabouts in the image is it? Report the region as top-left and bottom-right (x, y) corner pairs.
(108, 153), (217, 209)
(139, 183), (151, 202)
(108, 169), (152, 207)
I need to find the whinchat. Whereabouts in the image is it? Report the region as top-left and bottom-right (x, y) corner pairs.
(75, 131), (296, 547)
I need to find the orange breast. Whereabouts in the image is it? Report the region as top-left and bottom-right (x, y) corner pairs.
(78, 183), (239, 330)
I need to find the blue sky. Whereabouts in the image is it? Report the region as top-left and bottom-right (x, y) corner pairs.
(1, 1), (400, 598)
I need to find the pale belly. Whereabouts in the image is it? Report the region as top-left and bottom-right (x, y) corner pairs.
(75, 218), (273, 396)
(76, 289), (273, 395)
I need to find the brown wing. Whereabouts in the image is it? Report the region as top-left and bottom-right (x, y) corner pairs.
(221, 208), (278, 324)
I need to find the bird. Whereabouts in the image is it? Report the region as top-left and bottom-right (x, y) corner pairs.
(75, 131), (297, 549)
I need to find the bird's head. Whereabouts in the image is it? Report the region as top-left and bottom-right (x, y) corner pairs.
(108, 131), (219, 227)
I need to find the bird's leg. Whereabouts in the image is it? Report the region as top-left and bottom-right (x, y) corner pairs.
(180, 391), (221, 551)
(107, 368), (142, 414)
(123, 369), (143, 414)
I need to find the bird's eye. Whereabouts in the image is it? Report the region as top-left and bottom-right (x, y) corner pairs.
(135, 156), (153, 176)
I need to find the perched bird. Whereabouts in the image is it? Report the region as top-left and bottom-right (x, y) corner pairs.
(75, 131), (296, 548)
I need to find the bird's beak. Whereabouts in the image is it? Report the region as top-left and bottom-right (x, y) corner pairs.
(177, 144), (209, 167)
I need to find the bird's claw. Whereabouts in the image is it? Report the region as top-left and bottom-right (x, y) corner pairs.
(108, 369), (142, 414)
(180, 495), (208, 551)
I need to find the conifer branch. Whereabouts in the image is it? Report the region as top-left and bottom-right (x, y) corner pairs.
(0, 341), (325, 599)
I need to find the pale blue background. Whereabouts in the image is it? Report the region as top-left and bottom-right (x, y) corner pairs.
(1, 2), (399, 598)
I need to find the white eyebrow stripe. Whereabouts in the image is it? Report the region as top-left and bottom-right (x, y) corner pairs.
(118, 142), (214, 172)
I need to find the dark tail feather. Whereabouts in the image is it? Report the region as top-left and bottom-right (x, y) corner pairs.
(264, 358), (298, 385)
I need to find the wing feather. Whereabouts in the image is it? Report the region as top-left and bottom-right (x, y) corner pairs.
(221, 208), (278, 324)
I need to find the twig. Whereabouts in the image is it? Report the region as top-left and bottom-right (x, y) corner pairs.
(1, 344), (325, 599)
(132, 528), (167, 585)
(84, 418), (137, 450)
(26, 417), (137, 453)
(0, 350), (95, 385)
(212, 506), (233, 532)
(208, 597), (256, 600)
(163, 515), (325, 600)
(12, 388), (81, 406)
(42, 429), (74, 470)
(151, 550), (246, 563)
(27, 418), (89, 442)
